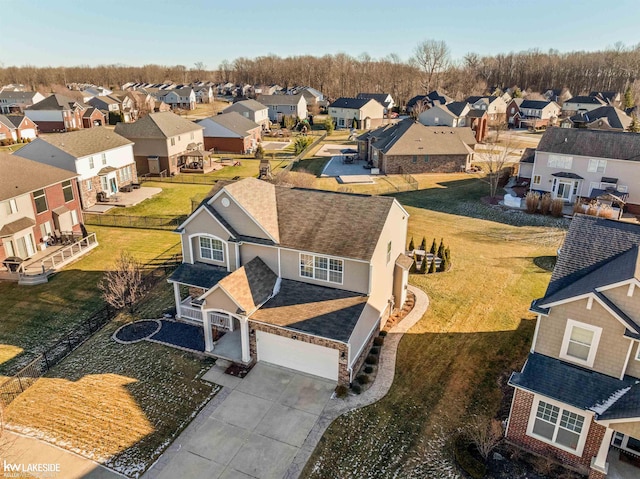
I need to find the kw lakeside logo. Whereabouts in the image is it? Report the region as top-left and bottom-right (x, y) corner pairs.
(3, 460), (60, 478)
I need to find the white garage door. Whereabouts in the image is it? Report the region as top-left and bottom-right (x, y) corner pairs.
(256, 331), (339, 381)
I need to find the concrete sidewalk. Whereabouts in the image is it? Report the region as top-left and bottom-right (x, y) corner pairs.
(1, 431), (123, 479)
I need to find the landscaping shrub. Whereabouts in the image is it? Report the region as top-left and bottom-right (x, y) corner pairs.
(356, 374), (370, 385)
(453, 436), (487, 479)
(334, 384), (348, 398)
(573, 201), (586, 215)
(420, 236), (427, 251)
(525, 191), (540, 213)
(599, 205), (616, 219)
(409, 253), (417, 273)
(364, 365), (374, 374)
(540, 193), (552, 215)
(408, 237), (415, 251)
(429, 238), (437, 254)
(351, 383), (362, 394)
(323, 116), (334, 135)
(254, 144), (264, 159)
(550, 198), (564, 217)
(440, 257), (449, 272)
(437, 238), (445, 259)
(420, 255), (428, 274)
(428, 258), (436, 273)
(293, 136), (314, 154)
(379, 330), (387, 337)
(373, 336), (384, 347)
(365, 355), (378, 365)
(370, 347), (380, 355)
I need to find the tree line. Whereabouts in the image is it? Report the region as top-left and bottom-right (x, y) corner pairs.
(2, 41), (639, 106)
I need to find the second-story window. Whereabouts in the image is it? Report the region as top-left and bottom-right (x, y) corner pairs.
(587, 159), (607, 173)
(387, 241), (392, 264)
(62, 180), (74, 202)
(3, 199), (17, 215)
(101, 153), (107, 165)
(560, 319), (601, 367)
(33, 189), (48, 214)
(299, 253), (343, 284)
(199, 237), (224, 262)
(170, 137), (176, 146)
(88, 156), (94, 169)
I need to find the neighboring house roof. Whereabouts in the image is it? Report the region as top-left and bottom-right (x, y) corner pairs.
(256, 94), (304, 106)
(4, 115), (31, 128)
(329, 97), (379, 110)
(466, 95), (499, 105)
(167, 262), (229, 289)
(224, 99), (267, 113)
(223, 178), (280, 243)
(114, 111), (203, 139)
(26, 126), (132, 158)
(0, 217), (36, 237)
(197, 112), (260, 138)
(356, 93), (392, 108)
(569, 106), (632, 130)
(250, 279), (368, 342)
(564, 95), (606, 106)
(426, 90), (453, 105)
(537, 127), (640, 161)
(544, 214), (640, 298)
(519, 148), (535, 163)
(406, 95), (427, 109)
(0, 151), (77, 201)
(218, 257), (278, 314)
(26, 93), (84, 111)
(364, 119), (476, 157)
(509, 353), (639, 416)
(443, 101), (469, 117)
(589, 91), (620, 104)
(519, 100), (555, 110)
(0, 115), (16, 130)
(0, 91), (39, 102)
(466, 109), (487, 118)
(82, 107), (104, 119)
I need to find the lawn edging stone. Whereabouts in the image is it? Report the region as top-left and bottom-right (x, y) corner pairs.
(112, 319), (161, 344)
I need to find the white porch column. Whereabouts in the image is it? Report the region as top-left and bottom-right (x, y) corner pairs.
(173, 282), (182, 318)
(591, 426), (614, 474)
(203, 311), (214, 352)
(240, 317), (250, 363)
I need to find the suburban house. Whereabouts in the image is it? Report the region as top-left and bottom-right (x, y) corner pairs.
(82, 107), (106, 128)
(590, 91), (622, 107)
(512, 100), (561, 129)
(358, 119), (476, 174)
(407, 90), (453, 113)
(356, 93), (395, 113)
(517, 147), (536, 182)
(507, 214), (640, 479)
(418, 101), (471, 127)
(507, 98), (524, 126)
(562, 96), (607, 116)
(197, 112), (261, 154)
(115, 111), (204, 177)
(14, 127), (137, 209)
(223, 99), (270, 130)
(167, 178), (411, 384)
(159, 87), (196, 110)
(0, 91), (45, 114)
(466, 109), (489, 142)
(0, 151), (84, 264)
(0, 115), (38, 142)
(194, 85), (214, 104)
(528, 127), (640, 212)
(544, 88), (573, 104)
(87, 95), (121, 114)
(256, 94), (307, 122)
(24, 94), (90, 132)
(561, 106), (632, 131)
(328, 98), (385, 130)
(466, 95), (508, 126)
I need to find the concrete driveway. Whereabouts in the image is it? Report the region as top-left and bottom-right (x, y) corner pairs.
(145, 362), (335, 479)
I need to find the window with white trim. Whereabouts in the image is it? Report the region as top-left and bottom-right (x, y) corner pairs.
(531, 399), (585, 452)
(199, 236), (224, 262)
(560, 319), (601, 367)
(547, 155), (573, 169)
(101, 153), (107, 165)
(387, 241), (392, 264)
(62, 180), (74, 202)
(33, 189), (48, 214)
(2, 199), (17, 215)
(587, 159), (606, 173)
(88, 156), (94, 169)
(299, 253), (343, 284)
(71, 209), (79, 226)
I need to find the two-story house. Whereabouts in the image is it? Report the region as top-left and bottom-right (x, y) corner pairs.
(328, 98), (385, 130)
(0, 91), (45, 114)
(562, 106), (632, 132)
(197, 112), (261, 154)
(358, 118), (476, 174)
(194, 85), (214, 104)
(24, 94), (89, 133)
(115, 111), (204, 176)
(356, 93), (395, 113)
(14, 127), (137, 209)
(160, 87), (196, 110)
(507, 214), (640, 479)
(223, 99), (270, 130)
(513, 100), (561, 129)
(0, 151), (84, 264)
(167, 178), (411, 384)
(256, 94), (307, 123)
(562, 96), (607, 116)
(528, 128), (640, 212)
(465, 95), (508, 126)
(418, 101), (471, 128)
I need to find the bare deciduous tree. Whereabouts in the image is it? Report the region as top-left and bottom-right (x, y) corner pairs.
(98, 252), (146, 315)
(412, 40), (451, 92)
(477, 127), (519, 199)
(463, 414), (504, 461)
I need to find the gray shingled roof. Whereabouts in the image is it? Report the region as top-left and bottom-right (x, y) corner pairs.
(329, 97), (378, 110)
(510, 353), (639, 414)
(29, 127), (132, 158)
(569, 106), (632, 130)
(520, 100), (554, 110)
(217, 257), (278, 313)
(443, 101), (469, 117)
(537, 127), (640, 162)
(198, 112), (260, 137)
(114, 111), (203, 139)
(519, 148), (535, 164)
(597, 383), (640, 420)
(26, 94), (84, 111)
(250, 279), (367, 342)
(356, 93), (391, 108)
(565, 95), (606, 105)
(0, 91), (39, 101)
(224, 99), (267, 113)
(167, 262), (229, 289)
(0, 151), (78, 202)
(256, 94), (304, 106)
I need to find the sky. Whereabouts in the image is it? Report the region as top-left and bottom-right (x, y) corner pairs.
(1, 0), (639, 68)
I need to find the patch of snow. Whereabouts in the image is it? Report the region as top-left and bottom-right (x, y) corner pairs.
(590, 384), (635, 415)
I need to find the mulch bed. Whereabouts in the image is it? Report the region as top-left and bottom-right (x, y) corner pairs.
(114, 320), (159, 343)
(481, 195), (504, 206)
(225, 362), (253, 378)
(149, 319), (205, 352)
(383, 291), (416, 331)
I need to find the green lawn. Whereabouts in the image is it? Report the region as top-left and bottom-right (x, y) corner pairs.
(302, 178), (568, 478)
(0, 227), (180, 376)
(110, 182), (212, 217)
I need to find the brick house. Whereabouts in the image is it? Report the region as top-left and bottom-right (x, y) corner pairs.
(0, 151), (84, 264)
(0, 114), (38, 142)
(507, 214), (640, 478)
(167, 178), (411, 385)
(14, 127), (137, 209)
(81, 107), (106, 128)
(24, 94), (87, 132)
(358, 118), (476, 174)
(465, 95), (508, 126)
(197, 112), (262, 154)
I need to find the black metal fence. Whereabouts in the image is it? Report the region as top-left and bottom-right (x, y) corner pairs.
(140, 174), (241, 185)
(84, 213), (188, 230)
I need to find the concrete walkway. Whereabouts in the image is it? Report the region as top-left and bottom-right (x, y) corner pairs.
(283, 284), (429, 478)
(1, 431), (124, 479)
